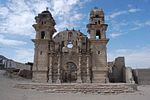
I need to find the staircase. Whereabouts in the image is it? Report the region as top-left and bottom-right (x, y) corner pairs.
(14, 83), (137, 94)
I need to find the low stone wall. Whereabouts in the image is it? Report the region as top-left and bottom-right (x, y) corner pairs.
(14, 83), (137, 94)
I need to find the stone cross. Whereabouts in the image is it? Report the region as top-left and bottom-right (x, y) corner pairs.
(46, 7), (49, 11)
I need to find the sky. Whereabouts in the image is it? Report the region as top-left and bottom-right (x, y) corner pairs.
(0, 0), (150, 68)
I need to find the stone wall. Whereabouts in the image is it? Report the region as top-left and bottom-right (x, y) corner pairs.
(108, 57), (125, 83)
(123, 67), (135, 83)
(4, 59), (32, 70)
(133, 69), (150, 85)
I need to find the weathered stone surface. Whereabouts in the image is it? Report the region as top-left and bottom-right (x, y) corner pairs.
(18, 69), (32, 79)
(14, 83), (137, 94)
(108, 57), (125, 83)
(32, 8), (109, 83)
(133, 69), (150, 85)
(124, 67), (135, 83)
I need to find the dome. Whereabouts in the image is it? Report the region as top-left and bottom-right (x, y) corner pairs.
(42, 10), (51, 14)
(41, 7), (52, 16)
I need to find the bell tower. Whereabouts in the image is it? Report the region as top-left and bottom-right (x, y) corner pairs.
(32, 8), (56, 82)
(87, 8), (109, 83)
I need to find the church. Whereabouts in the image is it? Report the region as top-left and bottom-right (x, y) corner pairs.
(32, 7), (109, 83)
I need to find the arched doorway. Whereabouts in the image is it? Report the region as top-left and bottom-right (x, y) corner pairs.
(62, 62), (77, 83)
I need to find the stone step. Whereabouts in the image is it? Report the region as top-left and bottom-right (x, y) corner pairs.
(14, 83), (137, 94)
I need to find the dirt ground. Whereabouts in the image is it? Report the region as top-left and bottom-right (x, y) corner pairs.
(0, 70), (150, 100)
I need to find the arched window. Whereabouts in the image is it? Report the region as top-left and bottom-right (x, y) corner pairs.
(96, 30), (101, 39)
(41, 31), (45, 39)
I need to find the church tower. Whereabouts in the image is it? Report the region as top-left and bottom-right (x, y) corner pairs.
(32, 8), (56, 82)
(87, 8), (109, 83)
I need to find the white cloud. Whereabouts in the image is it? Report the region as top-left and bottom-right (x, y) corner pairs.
(145, 21), (150, 26)
(128, 8), (141, 13)
(108, 8), (141, 19)
(14, 49), (34, 63)
(108, 19), (150, 38)
(130, 20), (150, 31)
(130, 25), (142, 31)
(0, 0), (89, 37)
(108, 20), (128, 38)
(109, 11), (127, 19)
(0, 35), (26, 46)
(109, 32), (122, 38)
(0, 0), (91, 63)
(0, 1), (35, 36)
(108, 46), (150, 68)
(0, 6), (9, 18)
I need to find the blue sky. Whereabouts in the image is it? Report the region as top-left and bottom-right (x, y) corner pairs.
(0, 0), (150, 68)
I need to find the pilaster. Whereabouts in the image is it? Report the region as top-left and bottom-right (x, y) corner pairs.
(48, 53), (52, 83)
(56, 54), (61, 83)
(86, 54), (91, 83)
(77, 54), (82, 83)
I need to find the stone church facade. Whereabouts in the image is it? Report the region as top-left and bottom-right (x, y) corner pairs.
(32, 8), (109, 83)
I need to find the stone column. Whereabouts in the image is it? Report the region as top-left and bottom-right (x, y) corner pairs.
(77, 54), (82, 83)
(48, 54), (52, 83)
(86, 54), (91, 83)
(56, 54), (61, 83)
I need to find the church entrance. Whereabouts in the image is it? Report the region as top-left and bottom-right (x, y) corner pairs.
(62, 62), (77, 83)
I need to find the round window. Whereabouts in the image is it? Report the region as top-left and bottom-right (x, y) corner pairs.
(67, 42), (73, 48)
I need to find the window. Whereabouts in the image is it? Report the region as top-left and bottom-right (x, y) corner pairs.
(96, 30), (101, 39)
(95, 15), (99, 18)
(76, 41), (77, 45)
(67, 41), (73, 48)
(41, 21), (46, 24)
(82, 42), (86, 45)
(41, 31), (45, 39)
(40, 51), (42, 55)
(98, 20), (100, 24)
(68, 31), (72, 38)
(50, 34), (52, 38)
(61, 41), (64, 47)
